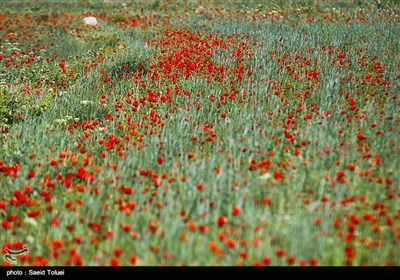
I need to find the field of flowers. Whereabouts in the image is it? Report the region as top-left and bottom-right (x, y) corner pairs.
(1, 0), (399, 266)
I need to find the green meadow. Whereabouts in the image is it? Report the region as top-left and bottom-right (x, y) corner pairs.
(0, 0), (399, 266)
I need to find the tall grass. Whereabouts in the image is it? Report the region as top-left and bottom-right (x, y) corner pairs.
(0, 0), (399, 266)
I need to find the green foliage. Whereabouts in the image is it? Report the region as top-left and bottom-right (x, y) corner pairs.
(0, 0), (398, 266)
(106, 51), (148, 80)
(108, 12), (129, 23)
(0, 85), (57, 131)
(31, 90), (56, 117)
(0, 86), (29, 130)
(80, 30), (121, 49)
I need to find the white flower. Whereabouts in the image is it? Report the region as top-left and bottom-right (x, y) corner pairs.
(24, 217), (38, 227)
(80, 100), (91, 105)
(259, 173), (272, 180)
(55, 118), (66, 124)
(27, 235), (35, 243)
(83, 17), (98, 26)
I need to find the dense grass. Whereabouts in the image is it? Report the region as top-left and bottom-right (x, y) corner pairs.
(1, 0), (399, 266)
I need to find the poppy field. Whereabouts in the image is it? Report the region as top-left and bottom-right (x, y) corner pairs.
(0, 0), (399, 266)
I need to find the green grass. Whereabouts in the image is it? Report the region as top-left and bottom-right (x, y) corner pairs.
(0, 0), (399, 266)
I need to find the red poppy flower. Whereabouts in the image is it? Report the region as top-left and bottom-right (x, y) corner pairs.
(336, 170), (345, 178)
(275, 248), (286, 257)
(1, 220), (12, 229)
(238, 251), (247, 259)
(225, 239), (235, 248)
(286, 256), (296, 265)
(27, 209), (41, 218)
(129, 255), (137, 264)
(232, 206), (240, 216)
(27, 170), (36, 179)
(187, 223), (196, 231)
(263, 257), (271, 265)
(217, 216), (226, 227)
(199, 224), (208, 234)
(274, 171), (284, 180)
(113, 249), (122, 257)
(309, 258), (319, 266)
(110, 258), (119, 266)
(357, 133), (367, 140)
